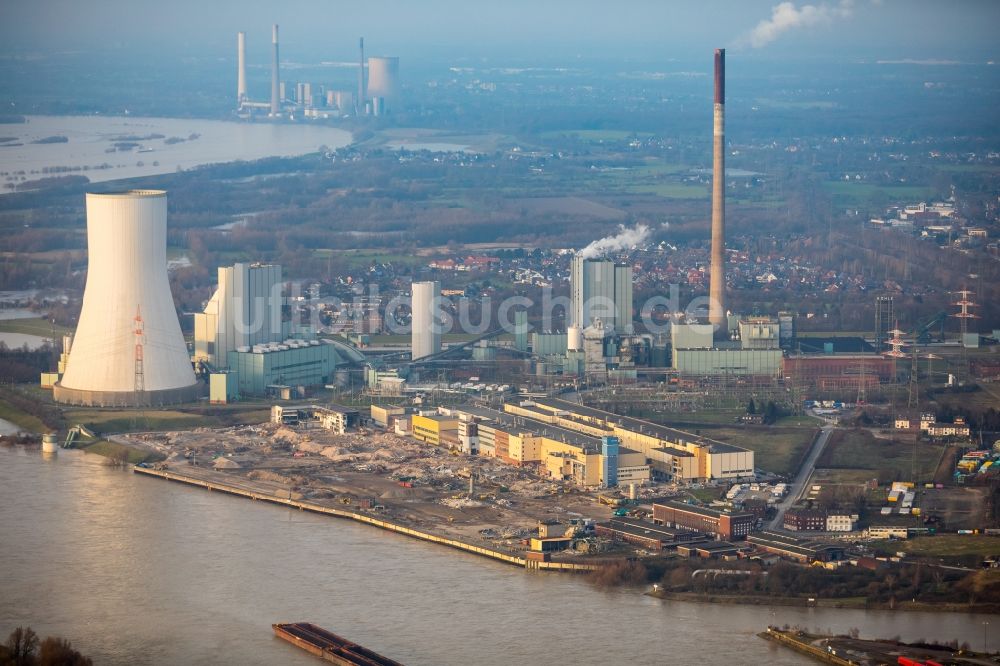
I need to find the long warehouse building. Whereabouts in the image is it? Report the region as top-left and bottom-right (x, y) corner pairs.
(503, 398), (754, 482)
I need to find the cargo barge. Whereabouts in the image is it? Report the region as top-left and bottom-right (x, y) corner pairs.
(272, 622), (404, 666)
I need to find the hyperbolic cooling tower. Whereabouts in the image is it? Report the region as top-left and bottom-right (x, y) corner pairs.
(366, 56), (400, 107)
(54, 190), (200, 407)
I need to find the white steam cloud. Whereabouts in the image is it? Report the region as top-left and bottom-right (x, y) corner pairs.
(578, 222), (666, 259)
(741, 0), (855, 49)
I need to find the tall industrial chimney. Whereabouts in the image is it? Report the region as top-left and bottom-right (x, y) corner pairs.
(237, 31), (247, 106)
(709, 48), (727, 335)
(270, 24), (280, 116)
(357, 37), (366, 115)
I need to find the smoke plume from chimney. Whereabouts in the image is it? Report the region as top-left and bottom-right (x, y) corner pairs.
(578, 223), (665, 259)
(741, 0), (855, 48)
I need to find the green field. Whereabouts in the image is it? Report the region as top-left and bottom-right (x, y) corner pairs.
(698, 426), (818, 477)
(539, 129), (653, 142)
(80, 439), (165, 465)
(655, 409), (744, 426)
(871, 535), (1000, 559)
(629, 183), (708, 198)
(0, 317), (72, 337)
(312, 249), (425, 270)
(64, 409), (212, 433)
(775, 414), (825, 427)
(63, 406), (271, 434)
(0, 399), (48, 433)
(816, 429), (943, 483)
(823, 181), (935, 207)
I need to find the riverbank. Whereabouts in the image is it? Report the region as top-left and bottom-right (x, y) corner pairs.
(649, 589), (1000, 615)
(133, 465), (600, 573)
(760, 627), (996, 665)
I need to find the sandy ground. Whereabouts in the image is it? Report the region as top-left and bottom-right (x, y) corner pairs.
(122, 423), (632, 554)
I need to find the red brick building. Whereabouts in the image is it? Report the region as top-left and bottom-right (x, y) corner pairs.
(652, 501), (756, 540)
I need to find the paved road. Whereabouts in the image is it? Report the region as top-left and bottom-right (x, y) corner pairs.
(768, 424), (835, 530)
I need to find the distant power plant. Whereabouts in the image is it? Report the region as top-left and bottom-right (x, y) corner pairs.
(709, 48), (727, 336)
(234, 27), (398, 118)
(54, 191), (200, 407)
(411, 281), (442, 360)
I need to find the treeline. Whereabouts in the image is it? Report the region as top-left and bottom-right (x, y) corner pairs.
(593, 557), (1000, 609)
(0, 346), (54, 383)
(0, 626), (92, 666)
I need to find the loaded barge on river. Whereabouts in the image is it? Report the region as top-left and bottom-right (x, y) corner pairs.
(272, 623), (404, 666)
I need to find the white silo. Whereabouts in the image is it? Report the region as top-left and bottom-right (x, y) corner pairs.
(366, 56), (399, 110)
(237, 31), (247, 106)
(54, 190), (200, 407)
(567, 325), (583, 352)
(411, 280), (441, 360)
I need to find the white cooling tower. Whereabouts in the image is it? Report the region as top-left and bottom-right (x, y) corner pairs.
(366, 56), (399, 109)
(411, 280), (441, 360)
(54, 190), (200, 407)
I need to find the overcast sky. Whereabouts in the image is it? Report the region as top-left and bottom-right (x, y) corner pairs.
(2, 0), (998, 62)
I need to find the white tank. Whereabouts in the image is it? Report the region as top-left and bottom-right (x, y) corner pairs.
(567, 325), (583, 351)
(54, 191), (199, 407)
(41, 433), (59, 453)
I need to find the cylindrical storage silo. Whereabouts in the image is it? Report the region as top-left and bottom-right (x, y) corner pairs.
(54, 190), (200, 407)
(42, 433), (59, 453)
(567, 325), (583, 352)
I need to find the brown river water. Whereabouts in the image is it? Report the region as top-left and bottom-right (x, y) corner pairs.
(0, 446), (993, 665)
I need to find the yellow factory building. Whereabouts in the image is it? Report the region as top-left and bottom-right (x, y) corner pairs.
(503, 399), (753, 482)
(411, 413), (459, 446)
(419, 405), (651, 488)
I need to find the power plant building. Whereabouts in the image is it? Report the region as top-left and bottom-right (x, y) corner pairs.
(194, 262), (283, 369)
(227, 340), (342, 397)
(411, 281), (442, 360)
(54, 190), (200, 407)
(570, 256), (633, 333)
(672, 348), (782, 377)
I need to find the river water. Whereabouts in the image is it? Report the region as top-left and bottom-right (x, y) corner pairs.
(0, 446), (992, 665)
(1, 115), (352, 186)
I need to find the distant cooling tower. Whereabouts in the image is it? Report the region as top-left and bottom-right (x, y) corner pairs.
(366, 56), (400, 109)
(54, 191), (200, 407)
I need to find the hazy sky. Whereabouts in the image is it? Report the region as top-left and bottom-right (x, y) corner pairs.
(2, 0), (998, 62)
